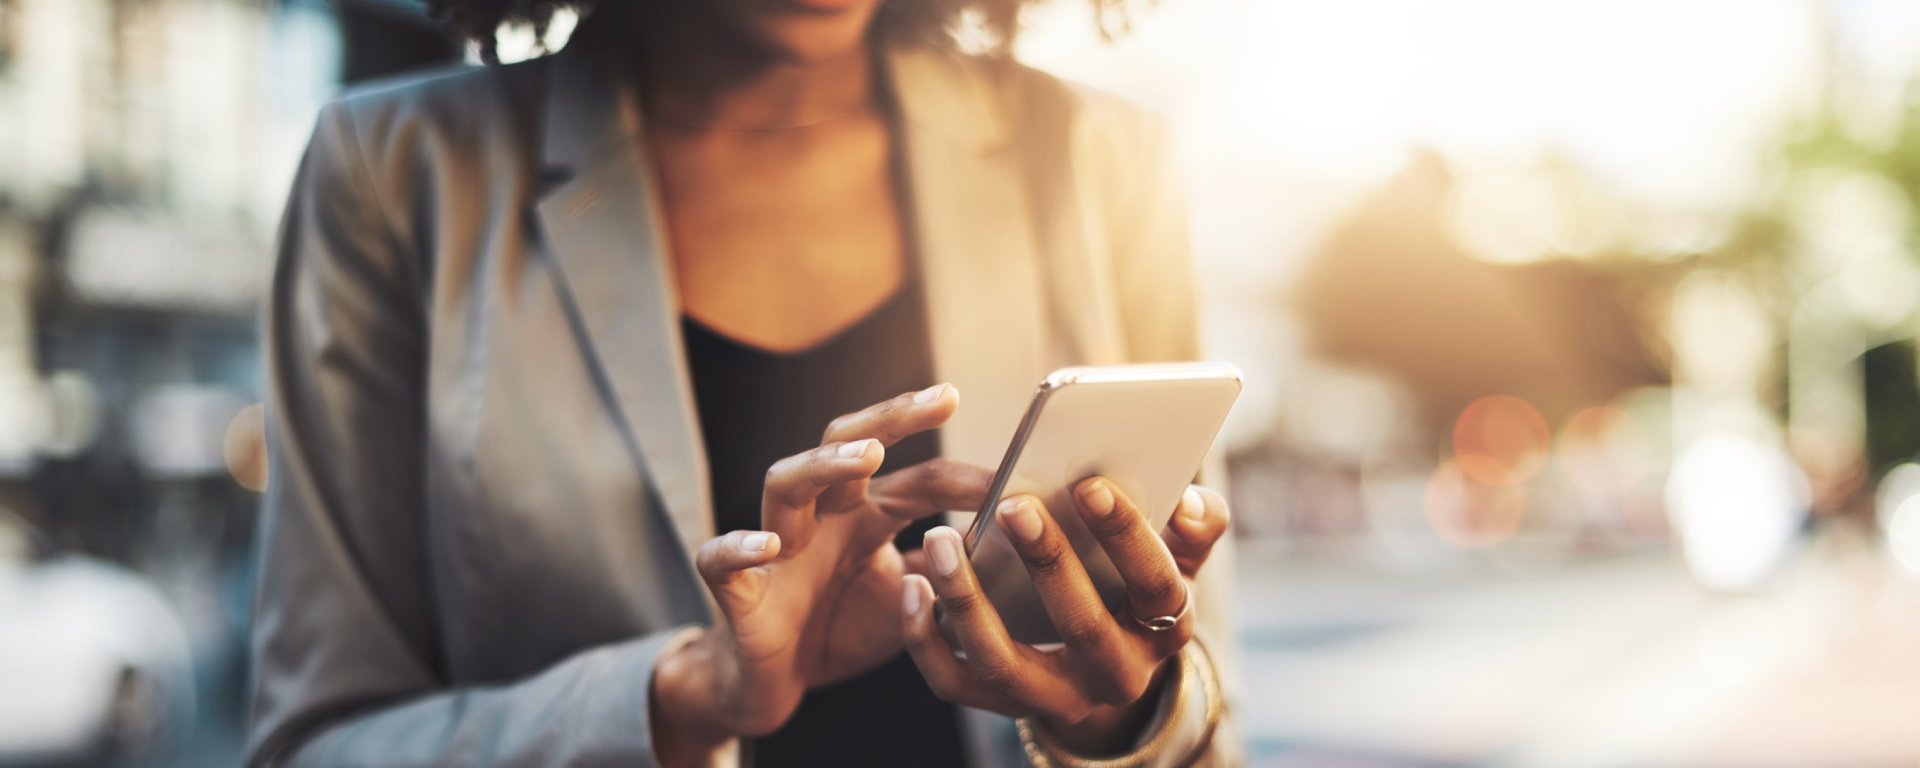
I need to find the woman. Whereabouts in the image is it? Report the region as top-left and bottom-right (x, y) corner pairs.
(247, 0), (1239, 765)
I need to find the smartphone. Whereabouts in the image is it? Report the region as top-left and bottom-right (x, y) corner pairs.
(953, 362), (1242, 646)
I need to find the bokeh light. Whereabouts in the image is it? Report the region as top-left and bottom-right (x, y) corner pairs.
(1665, 435), (1809, 591)
(1452, 395), (1552, 487)
(38, 370), (102, 460)
(224, 403), (268, 493)
(129, 385), (249, 479)
(1874, 462), (1920, 576)
(1423, 459), (1528, 547)
(1557, 406), (1652, 497)
(1881, 496), (1920, 576)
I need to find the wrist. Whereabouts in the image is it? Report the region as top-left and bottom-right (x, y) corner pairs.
(650, 629), (734, 767)
(1039, 658), (1177, 755)
(1020, 640), (1225, 768)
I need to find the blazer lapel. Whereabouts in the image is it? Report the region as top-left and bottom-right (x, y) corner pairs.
(889, 46), (1055, 496)
(533, 47), (715, 568)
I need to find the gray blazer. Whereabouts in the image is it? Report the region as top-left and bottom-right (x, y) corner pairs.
(249, 39), (1238, 767)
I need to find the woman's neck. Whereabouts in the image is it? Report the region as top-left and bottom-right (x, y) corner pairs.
(617, 7), (877, 131)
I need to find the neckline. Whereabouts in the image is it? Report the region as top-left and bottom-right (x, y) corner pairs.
(682, 282), (911, 359)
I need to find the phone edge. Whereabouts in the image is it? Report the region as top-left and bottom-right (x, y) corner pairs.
(961, 362), (1243, 553)
(964, 377), (1063, 553)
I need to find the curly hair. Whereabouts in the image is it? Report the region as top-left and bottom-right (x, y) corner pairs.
(425, 0), (1135, 63)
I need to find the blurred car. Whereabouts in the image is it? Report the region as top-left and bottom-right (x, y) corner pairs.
(0, 513), (194, 766)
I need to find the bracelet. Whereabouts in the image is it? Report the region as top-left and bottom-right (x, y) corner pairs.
(1015, 638), (1224, 768)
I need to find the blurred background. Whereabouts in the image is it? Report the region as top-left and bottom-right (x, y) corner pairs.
(3, 0), (1920, 765)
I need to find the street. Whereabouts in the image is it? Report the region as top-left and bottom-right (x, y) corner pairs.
(1236, 529), (1920, 767)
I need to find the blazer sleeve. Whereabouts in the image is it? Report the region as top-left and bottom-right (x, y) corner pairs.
(246, 101), (694, 768)
(1101, 105), (1246, 768)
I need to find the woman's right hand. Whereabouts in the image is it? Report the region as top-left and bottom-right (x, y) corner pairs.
(649, 384), (987, 765)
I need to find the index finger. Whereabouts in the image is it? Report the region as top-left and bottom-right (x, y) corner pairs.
(820, 383), (958, 447)
(762, 439), (885, 548)
(818, 384), (959, 512)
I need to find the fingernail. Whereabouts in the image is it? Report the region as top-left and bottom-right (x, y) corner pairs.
(902, 576), (923, 615)
(913, 383), (948, 405)
(926, 528), (961, 576)
(1081, 479), (1115, 517)
(839, 439), (872, 459)
(743, 532), (772, 552)
(1181, 487), (1206, 522)
(999, 497), (1043, 542)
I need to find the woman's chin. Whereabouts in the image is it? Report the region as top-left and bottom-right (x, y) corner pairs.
(714, 0), (883, 63)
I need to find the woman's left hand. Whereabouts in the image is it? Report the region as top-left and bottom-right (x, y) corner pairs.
(900, 478), (1230, 752)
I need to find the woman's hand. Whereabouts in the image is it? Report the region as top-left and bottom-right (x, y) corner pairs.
(900, 479), (1231, 754)
(650, 384), (991, 764)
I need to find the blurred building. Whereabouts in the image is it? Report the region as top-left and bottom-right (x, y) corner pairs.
(0, 0), (457, 761)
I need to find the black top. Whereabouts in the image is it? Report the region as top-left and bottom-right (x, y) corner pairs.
(682, 272), (967, 767)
